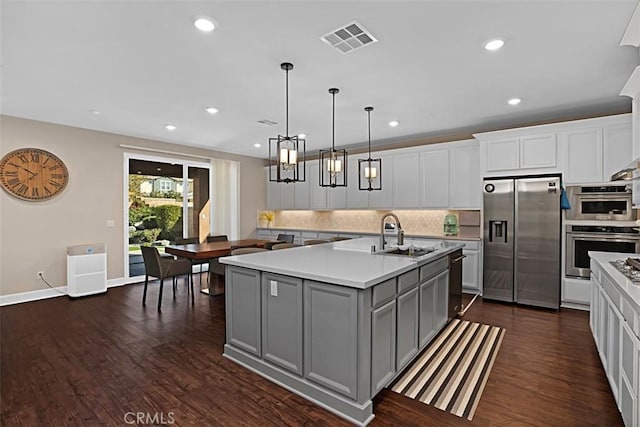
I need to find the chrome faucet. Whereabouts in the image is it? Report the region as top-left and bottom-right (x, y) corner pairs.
(380, 213), (404, 250)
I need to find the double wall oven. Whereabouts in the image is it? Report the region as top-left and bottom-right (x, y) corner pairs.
(565, 183), (639, 279)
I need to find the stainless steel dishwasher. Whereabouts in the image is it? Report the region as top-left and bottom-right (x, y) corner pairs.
(448, 249), (464, 320)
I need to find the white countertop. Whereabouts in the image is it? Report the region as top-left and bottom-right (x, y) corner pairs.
(221, 237), (464, 289)
(589, 251), (640, 311)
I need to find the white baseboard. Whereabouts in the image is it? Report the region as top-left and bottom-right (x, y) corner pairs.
(0, 276), (141, 306)
(107, 277), (140, 288)
(561, 301), (590, 311)
(0, 286), (69, 306)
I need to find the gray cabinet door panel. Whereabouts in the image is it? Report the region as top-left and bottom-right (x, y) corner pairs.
(261, 273), (303, 375)
(396, 286), (419, 371)
(226, 267), (261, 356)
(304, 281), (358, 399)
(371, 299), (396, 395)
(436, 270), (449, 329)
(419, 278), (437, 349)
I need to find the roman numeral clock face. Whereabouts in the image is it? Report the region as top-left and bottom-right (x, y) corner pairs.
(0, 148), (69, 201)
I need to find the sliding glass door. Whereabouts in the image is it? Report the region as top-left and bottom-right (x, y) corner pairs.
(125, 154), (211, 278)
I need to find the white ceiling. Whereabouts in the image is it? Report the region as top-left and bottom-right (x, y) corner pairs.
(2, 1), (639, 159)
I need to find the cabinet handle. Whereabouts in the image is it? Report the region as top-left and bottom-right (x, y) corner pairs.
(452, 255), (466, 263)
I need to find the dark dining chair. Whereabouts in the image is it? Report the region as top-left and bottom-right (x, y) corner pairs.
(264, 233), (296, 250)
(272, 243), (301, 250)
(276, 233), (295, 243)
(207, 235), (229, 243)
(206, 234), (229, 293)
(141, 246), (193, 311)
(304, 239), (330, 245)
(208, 241), (257, 289)
(231, 247), (269, 255)
(175, 237), (207, 282)
(176, 237), (199, 245)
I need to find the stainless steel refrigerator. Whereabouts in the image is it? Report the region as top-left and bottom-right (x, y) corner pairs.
(483, 175), (561, 309)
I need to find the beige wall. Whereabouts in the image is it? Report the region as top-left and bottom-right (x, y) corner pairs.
(0, 115), (266, 296)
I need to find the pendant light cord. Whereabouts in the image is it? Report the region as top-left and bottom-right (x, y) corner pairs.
(285, 68), (289, 137)
(332, 91), (335, 152)
(365, 106), (374, 158)
(367, 109), (371, 156)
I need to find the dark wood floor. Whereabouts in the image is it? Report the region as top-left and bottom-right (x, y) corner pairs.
(1, 277), (622, 426)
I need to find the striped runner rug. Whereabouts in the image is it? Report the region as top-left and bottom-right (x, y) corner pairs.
(390, 318), (505, 420)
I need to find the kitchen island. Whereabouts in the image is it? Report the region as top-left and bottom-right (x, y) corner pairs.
(220, 238), (464, 425)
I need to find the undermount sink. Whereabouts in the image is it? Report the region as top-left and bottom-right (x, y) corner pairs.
(383, 247), (436, 257)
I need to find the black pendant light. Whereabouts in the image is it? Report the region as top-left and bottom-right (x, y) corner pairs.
(358, 106), (382, 191)
(319, 88), (347, 187)
(268, 62), (305, 183)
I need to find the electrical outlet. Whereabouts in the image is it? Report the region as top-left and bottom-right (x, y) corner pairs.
(37, 271), (44, 279)
(269, 280), (278, 297)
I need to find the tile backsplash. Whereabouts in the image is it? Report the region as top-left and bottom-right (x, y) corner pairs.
(260, 210), (479, 235)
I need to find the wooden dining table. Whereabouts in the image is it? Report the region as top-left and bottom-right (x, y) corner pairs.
(164, 239), (268, 296)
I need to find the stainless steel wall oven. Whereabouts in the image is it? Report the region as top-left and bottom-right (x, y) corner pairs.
(565, 184), (634, 221)
(565, 225), (640, 278)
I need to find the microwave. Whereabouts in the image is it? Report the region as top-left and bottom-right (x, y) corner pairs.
(565, 184), (635, 221)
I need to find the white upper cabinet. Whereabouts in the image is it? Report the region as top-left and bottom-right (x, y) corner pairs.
(519, 134), (557, 169)
(346, 156), (369, 209)
(603, 123), (633, 180)
(476, 114), (632, 185)
(266, 165), (305, 210)
(266, 166), (282, 210)
(449, 142), (481, 209)
(479, 132), (557, 175)
(392, 153), (420, 208)
(293, 167), (310, 210)
(560, 127), (604, 184)
(265, 115), (632, 211)
(327, 184), (347, 209)
(485, 138), (519, 171)
(419, 150), (449, 208)
(281, 180), (295, 209)
(560, 117), (632, 184)
(308, 161), (327, 210)
(368, 154), (393, 209)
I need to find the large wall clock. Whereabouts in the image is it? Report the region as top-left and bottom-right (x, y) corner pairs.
(0, 148), (69, 201)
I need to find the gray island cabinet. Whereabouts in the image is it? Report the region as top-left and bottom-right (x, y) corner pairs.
(221, 238), (461, 425)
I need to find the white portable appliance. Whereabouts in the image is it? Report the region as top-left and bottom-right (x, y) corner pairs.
(66, 243), (107, 297)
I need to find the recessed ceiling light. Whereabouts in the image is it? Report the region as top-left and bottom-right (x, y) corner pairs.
(484, 39), (505, 51)
(205, 107), (219, 114)
(88, 109), (100, 115)
(298, 133), (306, 139)
(253, 143), (261, 148)
(194, 17), (216, 32)
(507, 98), (521, 106)
(156, 167), (162, 172)
(389, 121), (399, 127)
(165, 124), (177, 131)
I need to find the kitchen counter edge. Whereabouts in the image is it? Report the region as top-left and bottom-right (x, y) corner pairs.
(221, 240), (464, 289)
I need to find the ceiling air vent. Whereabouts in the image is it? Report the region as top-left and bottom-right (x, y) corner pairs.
(320, 21), (378, 54)
(257, 119), (278, 126)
